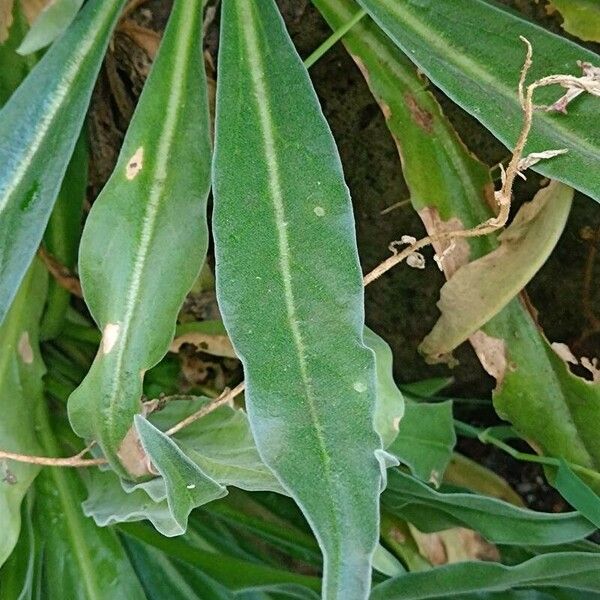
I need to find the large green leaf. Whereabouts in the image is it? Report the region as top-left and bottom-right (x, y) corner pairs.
(0, 0), (125, 325)
(355, 0), (600, 202)
(68, 0), (212, 477)
(0, 261), (46, 567)
(212, 0), (384, 597)
(314, 0), (600, 485)
(382, 470), (597, 546)
(370, 552), (600, 599)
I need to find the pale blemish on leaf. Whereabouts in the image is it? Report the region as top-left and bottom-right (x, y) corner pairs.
(117, 425), (152, 478)
(469, 331), (508, 386)
(353, 381), (367, 393)
(125, 146), (144, 180)
(17, 331), (33, 364)
(102, 322), (120, 354)
(313, 206), (325, 217)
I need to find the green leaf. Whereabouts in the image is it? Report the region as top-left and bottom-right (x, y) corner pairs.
(355, 0), (600, 202)
(388, 402), (456, 485)
(382, 470), (597, 546)
(120, 521), (322, 594)
(135, 416), (227, 533)
(17, 0), (84, 55)
(83, 467), (190, 537)
(40, 134), (87, 340)
(555, 459), (600, 528)
(364, 328), (405, 448)
(30, 467), (146, 599)
(83, 400), (282, 535)
(320, 0), (600, 487)
(420, 181), (573, 358)
(150, 398), (284, 493)
(68, 0), (212, 477)
(0, 0), (125, 325)
(371, 552), (600, 599)
(123, 537), (234, 600)
(548, 0), (600, 42)
(212, 0), (383, 597)
(0, 261), (46, 567)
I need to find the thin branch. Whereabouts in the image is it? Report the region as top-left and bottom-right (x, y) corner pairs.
(363, 37), (586, 286)
(165, 381), (246, 436)
(38, 247), (83, 298)
(0, 450), (106, 468)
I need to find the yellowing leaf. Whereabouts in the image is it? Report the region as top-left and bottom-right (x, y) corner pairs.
(420, 181), (573, 359)
(548, 0), (600, 42)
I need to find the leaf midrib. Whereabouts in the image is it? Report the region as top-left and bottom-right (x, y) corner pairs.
(100, 3), (199, 452)
(240, 0), (339, 549)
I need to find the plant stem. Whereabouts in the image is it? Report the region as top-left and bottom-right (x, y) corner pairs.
(303, 8), (367, 69)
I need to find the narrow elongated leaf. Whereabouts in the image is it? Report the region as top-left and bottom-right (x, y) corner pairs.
(316, 0), (600, 486)
(120, 522), (323, 593)
(420, 181), (573, 358)
(68, 0), (211, 477)
(371, 552), (600, 599)
(382, 470), (597, 546)
(355, 0), (600, 202)
(555, 459), (600, 528)
(0, 261), (45, 567)
(0, 0), (125, 325)
(17, 0), (84, 55)
(213, 1), (383, 597)
(135, 416), (227, 533)
(31, 466), (146, 599)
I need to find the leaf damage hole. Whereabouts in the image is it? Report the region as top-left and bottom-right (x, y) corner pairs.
(17, 331), (33, 364)
(126, 146), (144, 180)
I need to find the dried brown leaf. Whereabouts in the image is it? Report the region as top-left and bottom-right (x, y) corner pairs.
(420, 181), (573, 359)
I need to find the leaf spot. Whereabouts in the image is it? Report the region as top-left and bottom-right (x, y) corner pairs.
(102, 323), (120, 354)
(186, 483), (196, 490)
(392, 416), (401, 431)
(313, 206), (325, 217)
(126, 147), (144, 180)
(18, 332), (33, 364)
(353, 381), (367, 393)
